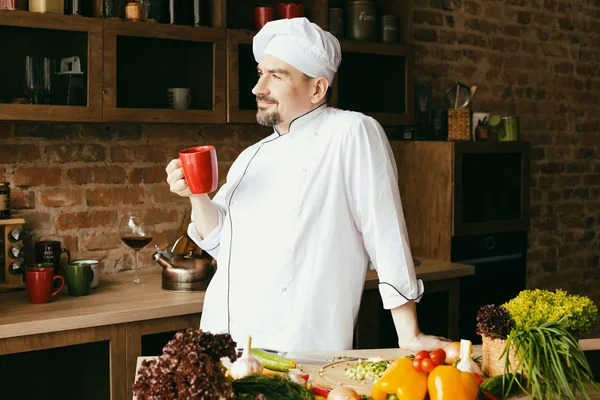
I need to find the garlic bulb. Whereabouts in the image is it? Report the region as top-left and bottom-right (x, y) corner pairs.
(456, 339), (483, 375)
(230, 335), (263, 379)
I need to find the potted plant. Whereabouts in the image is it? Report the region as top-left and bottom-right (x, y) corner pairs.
(476, 289), (599, 399)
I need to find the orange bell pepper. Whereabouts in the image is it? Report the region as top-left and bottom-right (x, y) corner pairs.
(427, 365), (479, 400)
(371, 357), (428, 400)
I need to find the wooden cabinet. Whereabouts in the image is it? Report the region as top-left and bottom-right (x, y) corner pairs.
(103, 20), (226, 123)
(1, 0), (414, 125)
(0, 10), (103, 122)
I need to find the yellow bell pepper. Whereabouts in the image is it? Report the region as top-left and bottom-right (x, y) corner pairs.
(427, 365), (479, 400)
(371, 357), (428, 400)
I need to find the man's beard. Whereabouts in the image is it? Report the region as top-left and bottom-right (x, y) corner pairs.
(256, 95), (280, 126)
(256, 109), (281, 126)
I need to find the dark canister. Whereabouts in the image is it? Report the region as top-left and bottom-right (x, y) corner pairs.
(345, 0), (377, 41)
(381, 14), (398, 43)
(328, 8), (344, 38)
(0, 182), (10, 220)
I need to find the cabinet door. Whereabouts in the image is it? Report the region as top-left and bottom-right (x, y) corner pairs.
(0, 11), (103, 122)
(226, 29), (258, 123)
(334, 41), (415, 126)
(103, 20), (226, 123)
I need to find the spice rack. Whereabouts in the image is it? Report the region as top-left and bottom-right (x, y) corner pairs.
(0, 218), (26, 291)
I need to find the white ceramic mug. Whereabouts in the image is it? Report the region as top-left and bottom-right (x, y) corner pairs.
(72, 259), (100, 289)
(167, 88), (192, 110)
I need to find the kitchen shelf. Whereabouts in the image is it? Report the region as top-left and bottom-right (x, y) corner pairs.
(0, 10), (103, 122)
(102, 19), (227, 123)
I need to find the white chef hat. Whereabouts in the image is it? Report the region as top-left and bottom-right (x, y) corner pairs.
(253, 17), (342, 87)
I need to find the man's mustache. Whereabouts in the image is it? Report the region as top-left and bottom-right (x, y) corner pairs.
(257, 96), (278, 104)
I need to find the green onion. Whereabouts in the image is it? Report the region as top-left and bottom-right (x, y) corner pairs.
(502, 320), (599, 400)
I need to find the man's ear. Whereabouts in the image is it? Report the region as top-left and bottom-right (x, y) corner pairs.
(311, 77), (329, 104)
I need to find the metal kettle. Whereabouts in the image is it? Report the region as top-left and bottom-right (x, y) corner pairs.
(152, 234), (216, 292)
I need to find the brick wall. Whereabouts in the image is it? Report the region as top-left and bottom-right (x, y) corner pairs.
(411, 0), (600, 324)
(0, 122), (270, 273)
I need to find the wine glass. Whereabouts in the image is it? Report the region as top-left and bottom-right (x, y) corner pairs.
(119, 214), (154, 284)
(24, 56), (41, 104)
(41, 58), (56, 105)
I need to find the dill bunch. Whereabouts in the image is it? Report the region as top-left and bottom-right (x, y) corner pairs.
(503, 289), (598, 333)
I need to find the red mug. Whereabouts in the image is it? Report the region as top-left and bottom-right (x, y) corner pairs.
(179, 145), (219, 194)
(25, 267), (65, 304)
(254, 6), (274, 31)
(275, 3), (304, 19)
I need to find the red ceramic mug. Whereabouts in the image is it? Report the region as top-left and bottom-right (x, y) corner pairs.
(25, 267), (65, 304)
(254, 6), (274, 31)
(275, 2), (304, 19)
(179, 145), (219, 194)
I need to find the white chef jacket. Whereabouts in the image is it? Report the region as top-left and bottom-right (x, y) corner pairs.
(188, 104), (423, 352)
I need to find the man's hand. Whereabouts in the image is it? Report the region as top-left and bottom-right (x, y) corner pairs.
(398, 332), (452, 352)
(166, 159), (193, 197)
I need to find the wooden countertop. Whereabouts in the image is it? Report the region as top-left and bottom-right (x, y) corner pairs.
(0, 257), (474, 340)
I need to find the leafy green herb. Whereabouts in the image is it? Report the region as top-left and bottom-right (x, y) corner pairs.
(502, 320), (599, 400)
(232, 374), (313, 400)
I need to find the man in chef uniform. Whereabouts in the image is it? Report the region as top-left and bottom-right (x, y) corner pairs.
(166, 17), (448, 352)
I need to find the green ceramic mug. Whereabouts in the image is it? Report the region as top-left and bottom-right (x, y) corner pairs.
(64, 263), (93, 296)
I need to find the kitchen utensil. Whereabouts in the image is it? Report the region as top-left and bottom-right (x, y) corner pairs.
(346, 0), (377, 41)
(72, 259), (100, 288)
(275, 2), (303, 19)
(56, 56), (85, 106)
(25, 267), (65, 304)
(120, 214), (154, 285)
(443, 82), (471, 109)
(328, 8), (344, 38)
(64, 263), (93, 296)
(152, 243), (216, 292)
(35, 240), (70, 275)
(24, 56), (42, 105)
(179, 145), (218, 194)
(381, 15), (398, 43)
(254, 6), (274, 31)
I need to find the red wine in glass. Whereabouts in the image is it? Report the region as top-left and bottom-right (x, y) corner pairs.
(121, 236), (153, 250)
(119, 215), (154, 284)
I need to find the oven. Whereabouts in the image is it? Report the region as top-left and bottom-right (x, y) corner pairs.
(453, 141), (530, 236)
(453, 231), (528, 344)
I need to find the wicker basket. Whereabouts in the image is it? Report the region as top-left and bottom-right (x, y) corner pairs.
(481, 335), (519, 377)
(447, 108), (471, 141)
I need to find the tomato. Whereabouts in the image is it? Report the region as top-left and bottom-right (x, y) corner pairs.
(430, 349), (446, 366)
(412, 359), (423, 372)
(414, 350), (430, 361)
(420, 358), (435, 373)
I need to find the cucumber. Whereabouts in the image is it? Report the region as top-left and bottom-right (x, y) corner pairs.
(480, 374), (523, 398)
(251, 348), (297, 372)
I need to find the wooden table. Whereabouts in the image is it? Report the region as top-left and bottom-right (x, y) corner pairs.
(0, 258), (474, 400)
(135, 340), (600, 399)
